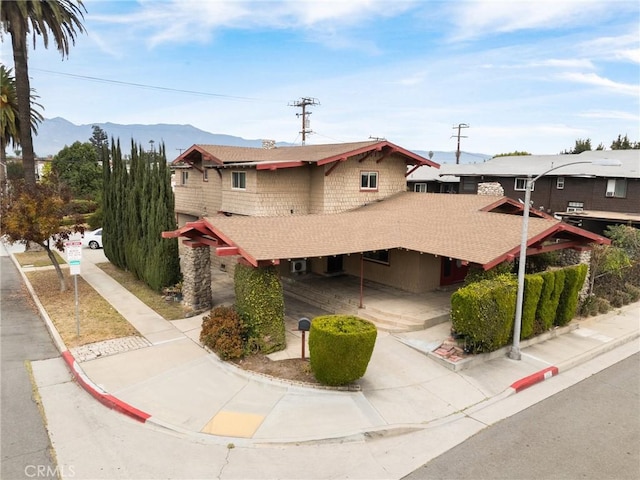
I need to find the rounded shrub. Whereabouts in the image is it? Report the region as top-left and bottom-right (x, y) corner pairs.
(200, 306), (247, 360)
(308, 315), (377, 386)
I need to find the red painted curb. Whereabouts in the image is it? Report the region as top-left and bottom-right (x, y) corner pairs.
(510, 366), (559, 393)
(62, 351), (151, 423)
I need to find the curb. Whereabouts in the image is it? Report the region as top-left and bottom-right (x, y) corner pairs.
(61, 351), (151, 423)
(6, 247), (151, 424)
(509, 366), (559, 393)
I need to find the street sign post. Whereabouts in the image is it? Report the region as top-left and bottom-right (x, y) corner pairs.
(65, 241), (82, 336)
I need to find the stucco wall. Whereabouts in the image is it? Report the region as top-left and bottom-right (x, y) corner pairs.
(340, 250), (441, 293)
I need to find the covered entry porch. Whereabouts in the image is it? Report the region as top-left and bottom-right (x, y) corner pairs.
(280, 273), (456, 332)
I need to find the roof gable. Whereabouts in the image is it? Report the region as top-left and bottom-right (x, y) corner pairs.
(172, 140), (439, 170)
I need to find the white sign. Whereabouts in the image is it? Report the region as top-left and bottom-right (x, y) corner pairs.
(65, 241), (82, 274)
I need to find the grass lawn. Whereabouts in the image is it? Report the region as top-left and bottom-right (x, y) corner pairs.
(15, 250), (67, 267)
(25, 268), (138, 348)
(15, 251), (187, 348)
(96, 262), (189, 321)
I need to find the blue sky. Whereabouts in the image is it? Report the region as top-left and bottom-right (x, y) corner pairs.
(3, 0), (639, 156)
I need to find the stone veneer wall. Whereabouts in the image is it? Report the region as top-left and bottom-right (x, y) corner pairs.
(477, 182), (505, 196)
(181, 245), (213, 311)
(558, 248), (592, 299)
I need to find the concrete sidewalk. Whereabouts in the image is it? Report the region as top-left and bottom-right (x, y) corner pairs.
(6, 240), (640, 446)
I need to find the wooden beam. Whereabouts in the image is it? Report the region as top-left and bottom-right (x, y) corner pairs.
(216, 246), (240, 256)
(325, 160), (344, 176)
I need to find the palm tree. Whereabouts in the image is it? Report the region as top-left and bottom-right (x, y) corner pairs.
(1, 0), (86, 187)
(0, 63), (44, 190)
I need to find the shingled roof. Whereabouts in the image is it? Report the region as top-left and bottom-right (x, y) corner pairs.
(165, 192), (609, 269)
(173, 140), (438, 170)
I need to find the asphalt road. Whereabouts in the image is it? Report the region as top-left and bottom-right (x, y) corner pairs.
(1, 252), (60, 480)
(404, 352), (640, 480)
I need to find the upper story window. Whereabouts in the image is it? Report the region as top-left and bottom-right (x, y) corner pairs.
(514, 177), (534, 192)
(360, 171), (378, 191)
(567, 201), (584, 212)
(232, 171), (246, 190)
(606, 179), (626, 198)
(414, 183), (428, 193)
(556, 177), (565, 189)
(203, 169), (209, 182)
(364, 250), (389, 265)
(180, 171), (188, 185)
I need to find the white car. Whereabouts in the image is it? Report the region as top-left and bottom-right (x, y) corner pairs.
(82, 228), (103, 249)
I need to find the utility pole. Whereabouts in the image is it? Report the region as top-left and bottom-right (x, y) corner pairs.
(289, 97), (320, 145)
(451, 123), (469, 164)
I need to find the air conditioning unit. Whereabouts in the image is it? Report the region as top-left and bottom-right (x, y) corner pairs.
(291, 259), (307, 273)
(605, 191), (614, 197)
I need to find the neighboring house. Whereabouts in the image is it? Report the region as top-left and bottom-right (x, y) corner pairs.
(166, 140), (610, 313)
(406, 163), (459, 193)
(443, 150), (640, 234)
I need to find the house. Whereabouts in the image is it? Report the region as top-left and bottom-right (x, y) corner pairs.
(406, 163), (459, 193)
(165, 140), (610, 317)
(442, 150), (640, 234)
(171, 140), (435, 224)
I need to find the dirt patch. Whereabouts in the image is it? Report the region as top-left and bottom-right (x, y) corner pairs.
(232, 354), (320, 385)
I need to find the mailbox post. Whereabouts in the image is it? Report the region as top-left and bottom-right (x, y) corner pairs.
(298, 317), (311, 360)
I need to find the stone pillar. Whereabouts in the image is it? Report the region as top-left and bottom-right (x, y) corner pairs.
(181, 244), (212, 312)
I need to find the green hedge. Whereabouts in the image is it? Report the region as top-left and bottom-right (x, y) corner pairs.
(309, 315), (377, 386)
(555, 264), (588, 326)
(451, 274), (517, 353)
(234, 264), (286, 354)
(535, 270), (564, 334)
(521, 274), (544, 339)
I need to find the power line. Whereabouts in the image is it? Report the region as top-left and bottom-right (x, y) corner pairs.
(32, 68), (278, 103)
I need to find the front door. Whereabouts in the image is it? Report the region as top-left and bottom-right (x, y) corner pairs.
(327, 255), (344, 274)
(440, 257), (469, 286)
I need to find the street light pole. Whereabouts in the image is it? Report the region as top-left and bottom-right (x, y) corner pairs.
(508, 159), (621, 361)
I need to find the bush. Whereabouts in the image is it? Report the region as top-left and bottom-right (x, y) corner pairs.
(521, 274), (544, 339)
(234, 264), (286, 354)
(309, 315), (377, 386)
(535, 271), (562, 334)
(555, 264), (589, 326)
(625, 283), (640, 303)
(200, 306), (247, 360)
(579, 295), (600, 317)
(464, 261), (514, 286)
(451, 274), (517, 353)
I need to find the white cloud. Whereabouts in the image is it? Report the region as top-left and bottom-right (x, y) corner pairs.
(446, 0), (617, 41)
(579, 110), (639, 121)
(559, 72), (639, 96)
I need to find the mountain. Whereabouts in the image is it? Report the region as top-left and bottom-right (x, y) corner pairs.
(33, 117), (491, 164)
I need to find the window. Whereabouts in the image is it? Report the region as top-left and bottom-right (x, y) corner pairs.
(461, 177), (476, 193)
(556, 177), (565, 189)
(232, 171), (246, 189)
(360, 171), (378, 190)
(566, 201), (584, 212)
(364, 250), (389, 264)
(203, 169), (208, 182)
(514, 178), (533, 192)
(180, 171), (188, 185)
(606, 179), (626, 198)
(414, 183), (428, 193)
